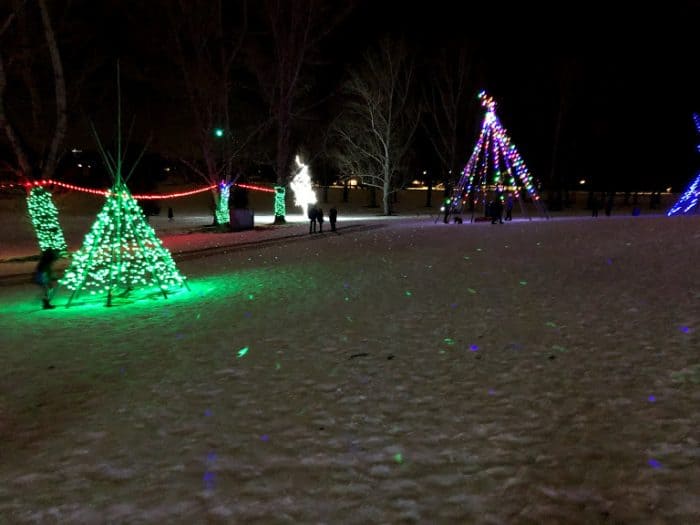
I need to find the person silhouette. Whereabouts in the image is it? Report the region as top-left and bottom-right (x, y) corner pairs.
(308, 205), (317, 234)
(317, 207), (324, 233)
(34, 248), (60, 309)
(591, 194), (600, 217)
(491, 198), (503, 224)
(329, 207), (338, 232)
(505, 194), (514, 221)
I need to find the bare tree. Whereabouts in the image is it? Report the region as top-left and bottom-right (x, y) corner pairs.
(250, 0), (351, 223)
(168, 0), (265, 227)
(331, 38), (420, 215)
(422, 46), (475, 207)
(0, 0), (67, 182)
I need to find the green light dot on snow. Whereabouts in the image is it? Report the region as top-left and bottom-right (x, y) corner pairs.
(545, 321), (557, 328)
(552, 345), (567, 353)
(467, 288), (476, 294)
(519, 281), (527, 286)
(275, 362), (281, 370)
(476, 248), (483, 252)
(463, 256), (470, 260)
(394, 453), (403, 463)
(344, 296), (350, 301)
(237, 346), (249, 358)
(248, 294), (254, 300)
(443, 338), (455, 345)
(405, 291), (412, 297)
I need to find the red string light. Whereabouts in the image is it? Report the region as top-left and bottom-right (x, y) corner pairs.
(235, 182), (276, 194)
(133, 184), (218, 199)
(14, 180), (276, 199)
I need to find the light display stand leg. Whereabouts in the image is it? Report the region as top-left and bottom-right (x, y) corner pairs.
(66, 216), (109, 307)
(106, 198), (123, 307)
(127, 213), (170, 301)
(516, 192), (531, 221)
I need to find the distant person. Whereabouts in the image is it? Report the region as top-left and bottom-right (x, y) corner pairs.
(329, 207), (338, 232)
(168, 207), (174, 221)
(317, 207), (325, 233)
(33, 248), (60, 310)
(491, 198), (503, 224)
(308, 205), (318, 234)
(591, 194), (600, 217)
(505, 194), (514, 221)
(604, 193), (614, 216)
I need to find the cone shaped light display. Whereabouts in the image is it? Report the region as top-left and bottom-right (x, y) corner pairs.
(447, 91), (547, 220)
(61, 181), (187, 304)
(667, 113), (700, 216)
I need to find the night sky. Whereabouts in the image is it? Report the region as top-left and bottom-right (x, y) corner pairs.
(3, 0), (700, 192)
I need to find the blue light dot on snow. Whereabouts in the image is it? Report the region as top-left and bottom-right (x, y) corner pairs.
(204, 409), (212, 417)
(680, 326), (691, 334)
(648, 458), (662, 469)
(207, 452), (217, 462)
(203, 471), (216, 489)
(261, 434), (270, 442)
(648, 395), (656, 403)
(470, 344), (479, 352)
(606, 258), (613, 265)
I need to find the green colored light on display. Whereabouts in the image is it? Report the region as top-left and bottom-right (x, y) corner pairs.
(237, 346), (249, 358)
(215, 185), (230, 225)
(214, 128), (224, 138)
(274, 186), (286, 218)
(60, 181), (187, 298)
(27, 186), (67, 253)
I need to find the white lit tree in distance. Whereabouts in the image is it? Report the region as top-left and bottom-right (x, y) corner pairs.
(290, 155), (317, 212)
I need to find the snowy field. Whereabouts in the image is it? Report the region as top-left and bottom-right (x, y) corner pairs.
(1, 213), (699, 523)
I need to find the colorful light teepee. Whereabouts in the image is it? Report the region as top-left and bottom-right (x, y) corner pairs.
(61, 72), (187, 306)
(446, 91), (548, 221)
(667, 113), (700, 216)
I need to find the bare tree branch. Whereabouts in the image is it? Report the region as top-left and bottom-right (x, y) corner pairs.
(330, 38), (420, 215)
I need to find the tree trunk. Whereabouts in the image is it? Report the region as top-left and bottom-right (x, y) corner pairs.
(383, 178), (391, 215)
(0, 55), (32, 177)
(38, 0), (67, 182)
(210, 188), (220, 226)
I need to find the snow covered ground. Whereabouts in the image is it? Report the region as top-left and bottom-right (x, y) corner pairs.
(0, 207), (699, 523)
